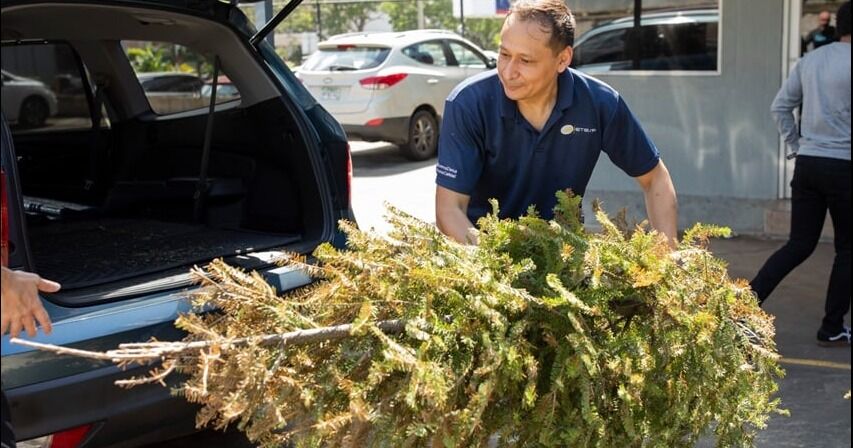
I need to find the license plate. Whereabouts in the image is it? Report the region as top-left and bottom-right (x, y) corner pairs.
(320, 86), (343, 101)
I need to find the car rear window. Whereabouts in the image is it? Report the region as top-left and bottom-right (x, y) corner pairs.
(301, 46), (390, 72)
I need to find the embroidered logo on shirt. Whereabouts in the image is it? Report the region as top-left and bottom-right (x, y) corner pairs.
(437, 164), (458, 179)
(561, 124), (597, 135)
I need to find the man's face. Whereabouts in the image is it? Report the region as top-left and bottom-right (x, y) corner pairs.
(497, 15), (572, 102)
(819, 11), (831, 27)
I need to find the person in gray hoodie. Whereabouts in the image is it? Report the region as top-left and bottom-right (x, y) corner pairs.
(751, 1), (851, 347)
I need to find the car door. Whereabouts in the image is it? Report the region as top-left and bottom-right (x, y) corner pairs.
(446, 40), (491, 79)
(400, 40), (459, 117)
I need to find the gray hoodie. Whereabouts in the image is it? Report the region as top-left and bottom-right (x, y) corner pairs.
(771, 42), (851, 161)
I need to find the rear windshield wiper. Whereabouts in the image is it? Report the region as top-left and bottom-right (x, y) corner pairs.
(328, 65), (358, 71)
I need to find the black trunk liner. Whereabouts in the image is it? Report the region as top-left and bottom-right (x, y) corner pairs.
(29, 219), (299, 290)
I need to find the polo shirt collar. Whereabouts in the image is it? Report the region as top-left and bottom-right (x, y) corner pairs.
(499, 70), (576, 120)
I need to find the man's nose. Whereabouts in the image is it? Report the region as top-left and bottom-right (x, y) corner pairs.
(501, 59), (519, 78)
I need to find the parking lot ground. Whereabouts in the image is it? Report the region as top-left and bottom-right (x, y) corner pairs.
(709, 237), (851, 448)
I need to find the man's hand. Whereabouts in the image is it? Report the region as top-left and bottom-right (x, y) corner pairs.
(1, 266), (59, 338)
(436, 186), (478, 244)
(635, 160), (679, 248)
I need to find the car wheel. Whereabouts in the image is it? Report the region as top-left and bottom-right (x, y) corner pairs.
(19, 96), (49, 128)
(400, 110), (438, 161)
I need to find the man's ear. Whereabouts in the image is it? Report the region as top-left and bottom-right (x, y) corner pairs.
(558, 46), (574, 73)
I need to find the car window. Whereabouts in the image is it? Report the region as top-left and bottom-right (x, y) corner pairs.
(301, 46), (390, 72)
(649, 22), (718, 71)
(447, 41), (487, 68)
(402, 42), (449, 67)
(1, 43), (97, 133)
(573, 9), (719, 73)
(122, 41), (241, 115)
(572, 29), (630, 68)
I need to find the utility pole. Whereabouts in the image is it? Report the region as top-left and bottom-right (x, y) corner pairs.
(254, 0), (274, 46)
(417, 0), (425, 29)
(460, 0), (465, 37)
(632, 0), (641, 69)
(315, 1), (323, 40)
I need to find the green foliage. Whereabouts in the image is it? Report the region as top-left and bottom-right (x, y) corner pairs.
(382, 0), (457, 33)
(380, 0), (503, 50)
(175, 192), (783, 447)
(126, 46), (174, 73)
(463, 17), (504, 51)
(126, 43), (213, 77)
(323, 3), (380, 36)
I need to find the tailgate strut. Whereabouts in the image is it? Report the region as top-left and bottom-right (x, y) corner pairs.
(250, 0), (305, 47)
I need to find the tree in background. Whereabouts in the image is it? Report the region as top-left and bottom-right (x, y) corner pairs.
(462, 17), (503, 50)
(125, 43), (214, 77)
(321, 2), (379, 37)
(126, 45), (173, 73)
(381, 0), (455, 31)
(381, 0), (503, 51)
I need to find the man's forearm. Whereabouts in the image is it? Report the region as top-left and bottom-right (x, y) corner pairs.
(436, 208), (478, 245)
(644, 186), (678, 245)
(641, 165), (678, 245)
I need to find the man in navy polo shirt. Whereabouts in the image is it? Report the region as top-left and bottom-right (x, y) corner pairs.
(435, 0), (678, 246)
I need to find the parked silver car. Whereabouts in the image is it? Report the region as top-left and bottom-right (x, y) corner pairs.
(0, 69), (58, 128)
(296, 30), (496, 160)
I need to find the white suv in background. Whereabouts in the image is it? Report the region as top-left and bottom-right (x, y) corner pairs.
(1, 69), (59, 128)
(296, 30), (496, 160)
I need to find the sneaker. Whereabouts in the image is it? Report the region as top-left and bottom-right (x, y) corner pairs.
(817, 326), (851, 347)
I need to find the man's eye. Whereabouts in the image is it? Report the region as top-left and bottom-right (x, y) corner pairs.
(521, 59), (531, 64)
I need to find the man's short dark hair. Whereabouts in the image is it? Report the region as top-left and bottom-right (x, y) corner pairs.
(508, 0), (576, 50)
(837, 1), (851, 38)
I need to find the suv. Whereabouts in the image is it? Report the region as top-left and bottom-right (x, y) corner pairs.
(0, 0), (352, 446)
(296, 30), (496, 161)
(571, 9), (719, 73)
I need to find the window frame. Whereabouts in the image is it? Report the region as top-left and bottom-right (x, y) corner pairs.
(0, 39), (101, 135)
(572, 0), (724, 78)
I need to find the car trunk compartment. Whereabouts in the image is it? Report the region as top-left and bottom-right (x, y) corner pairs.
(28, 217), (300, 291)
(11, 99), (328, 305)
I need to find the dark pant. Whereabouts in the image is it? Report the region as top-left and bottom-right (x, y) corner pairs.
(1, 389), (14, 448)
(750, 156), (851, 335)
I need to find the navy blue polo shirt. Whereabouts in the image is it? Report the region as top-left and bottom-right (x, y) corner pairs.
(436, 69), (660, 223)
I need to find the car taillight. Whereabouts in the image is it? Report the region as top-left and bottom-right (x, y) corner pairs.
(359, 73), (407, 90)
(18, 424), (93, 448)
(1, 167), (9, 267)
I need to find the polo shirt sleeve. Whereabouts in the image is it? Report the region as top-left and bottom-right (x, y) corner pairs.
(436, 97), (484, 195)
(601, 96), (661, 177)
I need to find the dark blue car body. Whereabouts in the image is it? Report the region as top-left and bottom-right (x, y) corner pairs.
(0, 0), (351, 445)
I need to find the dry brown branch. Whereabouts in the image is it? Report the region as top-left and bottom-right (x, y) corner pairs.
(9, 319), (406, 365)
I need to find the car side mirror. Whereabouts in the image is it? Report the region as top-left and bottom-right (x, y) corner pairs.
(486, 58), (497, 69)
